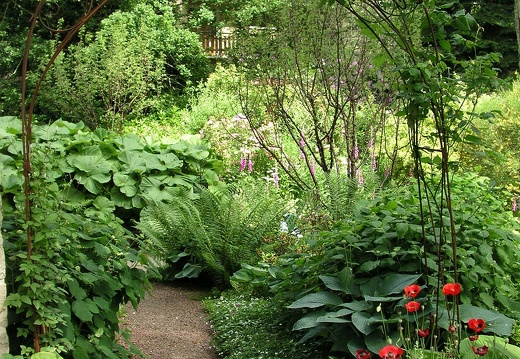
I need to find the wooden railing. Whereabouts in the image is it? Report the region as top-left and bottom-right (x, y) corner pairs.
(200, 32), (235, 57)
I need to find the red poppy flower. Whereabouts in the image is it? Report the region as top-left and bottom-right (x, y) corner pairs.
(468, 318), (486, 333)
(379, 345), (404, 359)
(472, 346), (489, 356)
(442, 283), (461, 296)
(404, 284), (421, 298)
(356, 349), (371, 359)
(405, 301), (421, 313)
(468, 335), (479, 341)
(417, 328), (429, 338)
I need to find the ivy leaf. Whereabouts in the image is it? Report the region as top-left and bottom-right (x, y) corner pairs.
(68, 279), (87, 300)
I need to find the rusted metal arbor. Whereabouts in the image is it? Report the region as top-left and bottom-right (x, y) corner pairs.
(20, 0), (109, 351)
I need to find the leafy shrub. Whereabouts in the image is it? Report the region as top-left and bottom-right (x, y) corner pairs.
(203, 292), (326, 359)
(460, 78), (520, 202)
(3, 197), (149, 358)
(0, 118), (224, 219)
(233, 173), (520, 356)
(1, 147), (150, 357)
(0, 116), (226, 355)
(137, 180), (287, 289)
(38, 3), (209, 129)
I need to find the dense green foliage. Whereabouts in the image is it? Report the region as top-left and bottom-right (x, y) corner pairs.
(460, 79), (520, 203)
(0, 117), (226, 356)
(203, 293), (326, 359)
(232, 174), (520, 357)
(137, 182), (286, 289)
(0, 118), (223, 215)
(2, 0), (520, 357)
(38, 3), (209, 129)
(458, 0), (518, 76)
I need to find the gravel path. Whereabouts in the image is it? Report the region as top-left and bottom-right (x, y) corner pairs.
(124, 281), (218, 359)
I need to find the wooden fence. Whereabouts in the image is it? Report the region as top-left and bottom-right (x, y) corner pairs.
(200, 32), (235, 57)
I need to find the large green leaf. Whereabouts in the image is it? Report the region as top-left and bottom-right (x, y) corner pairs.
(113, 134), (144, 151)
(175, 263), (202, 278)
(292, 310), (328, 330)
(320, 273), (356, 294)
(118, 150), (147, 173)
(458, 304), (515, 337)
(30, 353), (63, 359)
(139, 175), (176, 202)
(351, 311), (380, 335)
(460, 335), (520, 358)
(72, 300), (93, 322)
(0, 116), (22, 135)
(141, 152), (182, 171)
(370, 273), (422, 296)
(287, 291), (343, 309)
(68, 279), (87, 300)
(68, 150), (112, 193)
(113, 173), (138, 197)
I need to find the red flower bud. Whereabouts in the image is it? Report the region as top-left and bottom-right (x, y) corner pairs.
(356, 349), (371, 359)
(417, 328), (429, 338)
(448, 325), (457, 333)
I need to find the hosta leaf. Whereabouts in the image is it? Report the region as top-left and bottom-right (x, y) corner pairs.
(316, 313), (351, 324)
(287, 292), (343, 309)
(175, 263), (202, 278)
(458, 304), (514, 337)
(320, 275), (350, 293)
(378, 273), (422, 296)
(339, 300), (373, 311)
(351, 311), (380, 335)
(460, 335), (520, 359)
(292, 310), (327, 330)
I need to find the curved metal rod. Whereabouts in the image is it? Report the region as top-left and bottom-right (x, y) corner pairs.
(20, 0), (110, 352)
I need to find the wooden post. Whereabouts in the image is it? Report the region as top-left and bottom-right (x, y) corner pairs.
(0, 194), (8, 353)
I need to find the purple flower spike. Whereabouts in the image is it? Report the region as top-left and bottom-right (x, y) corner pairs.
(239, 156), (246, 171)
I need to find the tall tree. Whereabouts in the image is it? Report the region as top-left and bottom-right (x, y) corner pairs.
(516, 0), (520, 68)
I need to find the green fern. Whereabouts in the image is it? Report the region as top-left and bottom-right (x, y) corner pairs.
(137, 182), (287, 288)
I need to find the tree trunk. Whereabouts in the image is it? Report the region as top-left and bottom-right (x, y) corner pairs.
(516, 0), (520, 69)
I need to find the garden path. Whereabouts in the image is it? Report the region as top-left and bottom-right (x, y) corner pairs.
(124, 281), (218, 359)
